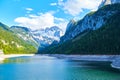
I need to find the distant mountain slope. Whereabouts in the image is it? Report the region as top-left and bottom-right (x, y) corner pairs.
(10, 26), (38, 48)
(0, 22), (10, 31)
(0, 23), (37, 54)
(32, 26), (63, 47)
(10, 26), (63, 48)
(39, 4), (120, 54)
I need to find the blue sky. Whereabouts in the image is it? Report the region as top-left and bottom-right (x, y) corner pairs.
(0, 0), (102, 31)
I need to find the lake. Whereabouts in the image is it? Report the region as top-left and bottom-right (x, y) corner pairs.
(0, 55), (120, 80)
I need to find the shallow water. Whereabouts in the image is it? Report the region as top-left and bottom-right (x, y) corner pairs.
(0, 55), (120, 80)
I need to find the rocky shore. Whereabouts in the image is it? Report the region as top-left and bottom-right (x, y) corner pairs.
(48, 54), (120, 69)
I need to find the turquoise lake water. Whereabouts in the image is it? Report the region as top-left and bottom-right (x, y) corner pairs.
(0, 55), (120, 80)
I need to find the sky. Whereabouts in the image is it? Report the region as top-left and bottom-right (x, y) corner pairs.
(0, 0), (102, 32)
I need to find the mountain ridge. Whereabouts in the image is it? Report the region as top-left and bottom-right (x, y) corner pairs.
(0, 23), (37, 54)
(60, 3), (120, 43)
(39, 3), (120, 54)
(10, 25), (63, 48)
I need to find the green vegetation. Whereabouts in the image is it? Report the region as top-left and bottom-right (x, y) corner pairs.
(86, 11), (96, 16)
(0, 23), (37, 54)
(99, 3), (120, 11)
(39, 4), (120, 55)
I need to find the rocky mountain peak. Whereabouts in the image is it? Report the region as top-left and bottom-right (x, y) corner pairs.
(99, 0), (120, 8)
(66, 19), (76, 32)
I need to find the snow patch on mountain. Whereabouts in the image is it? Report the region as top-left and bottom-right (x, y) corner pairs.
(10, 26), (63, 48)
(32, 26), (63, 46)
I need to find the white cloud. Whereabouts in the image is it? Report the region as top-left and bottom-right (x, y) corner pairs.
(55, 17), (65, 22)
(56, 21), (68, 33)
(14, 12), (68, 32)
(58, 0), (102, 16)
(50, 3), (57, 6)
(26, 8), (33, 11)
(25, 8), (33, 13)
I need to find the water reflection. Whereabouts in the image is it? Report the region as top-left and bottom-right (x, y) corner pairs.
(3, 57), (32, 64)
(0, 56), (120, 80)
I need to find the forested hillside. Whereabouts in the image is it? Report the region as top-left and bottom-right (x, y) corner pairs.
(0, 22), (37, 54)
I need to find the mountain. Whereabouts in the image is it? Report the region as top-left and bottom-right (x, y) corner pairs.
(0, 22), (10, 31)
(99, 0), (112, 8)
(60, 3), (120, 43)
(0, 23), (37, 54)
(10, 26), (63, 48)
(60, 19), (77, 42)
(32, 26), (63, 47)
(0, 23), (62, 54)
(39, 3), (120, 54)
(65, 19), (76, 34)
(10, 26), (38, 48)
(99, 0), (120, 8)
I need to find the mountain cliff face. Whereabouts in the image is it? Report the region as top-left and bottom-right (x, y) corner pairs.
(60, 19), (77, 42)
(60, 2), (120, 42)
(39, 3), (120, 54)
(65, 19), (76, 34)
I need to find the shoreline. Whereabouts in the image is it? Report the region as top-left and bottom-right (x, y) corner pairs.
(0, 54), (35, 61)
(47, 54), (120, 69)
(0, 54), (120, 69)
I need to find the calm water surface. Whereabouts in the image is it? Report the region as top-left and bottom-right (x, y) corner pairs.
(0, 55), (120, 80)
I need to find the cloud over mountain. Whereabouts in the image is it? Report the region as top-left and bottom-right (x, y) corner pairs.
(14, 11), (68, 32)
(58, 0), (102, 16)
